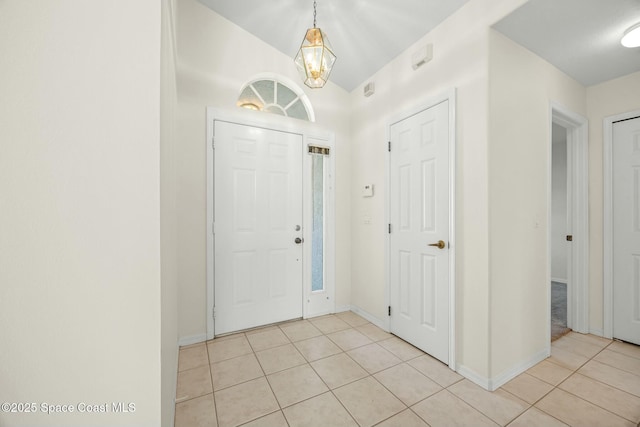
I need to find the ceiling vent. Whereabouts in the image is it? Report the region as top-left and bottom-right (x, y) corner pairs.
(364, 81), (375, 97)
(412, 44), (433, 70)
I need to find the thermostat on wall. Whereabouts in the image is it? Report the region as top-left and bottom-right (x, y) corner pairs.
(362, 184), (374, 197)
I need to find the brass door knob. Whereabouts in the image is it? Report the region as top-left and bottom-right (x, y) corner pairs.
(428, 240), (446, 249)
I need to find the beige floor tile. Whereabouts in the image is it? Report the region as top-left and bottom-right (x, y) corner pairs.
(548, 345), (590, 371)
(283, 392), (358, 427)
(506, 407), (568, 427)
(594, 349), (640, 376)
(279, 320), (322, 342)
(356, 323), (392, 342)
(210, 353), (263, 391)
(374, 363), (441, 406)
(578, 360), (640, 397)
(179, 344), (210, 372)
(411, 390), (499, 427)
(500, 372), (553, 405)
(207, 336), (252, 363)
(177, 365), (213, 402)
(246, 328), (290, 352)
(327, 328), (373, 351)
(608, 340), (640, 360)
(374, 409), (430, 427)
(552, 334), (607, 359)
(408, 354), (463, 388)
(525, 360), (572, 386)
(175, 393), (217, 427)
(311, 353), (368, 389)
(214, 377), (279, 427)
(535, 388), (634, 427)
(255, 343), (306, 374)
(448, 379), (528, 426)
(336, 311), (370, 327)
(240, 411), (288, 427)
(347, 343), (402, 374)
(378, 337), (425, 361)
(565, 332), (612, 348)
(207, 332), (246, 343)
(267, 364), (329, 408)
(334, 377), (406, 427)
(309, 315), (351, 334)
(244, 325), (280, 336)
(293, 335), (342, 362)
(560, 373), (640, 423)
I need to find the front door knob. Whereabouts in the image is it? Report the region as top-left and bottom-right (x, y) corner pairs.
(428, 240), (446, 249)
(295, 237), (304, 244)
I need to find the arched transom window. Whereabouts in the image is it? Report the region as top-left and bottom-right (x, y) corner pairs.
(237, 76), (315, 122)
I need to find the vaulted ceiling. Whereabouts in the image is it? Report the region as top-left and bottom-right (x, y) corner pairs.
(198, 0), (640, 92)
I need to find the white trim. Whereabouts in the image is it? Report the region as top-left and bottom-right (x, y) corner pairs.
(457, 348), (548, 392)
(206, 107), (334, 340)
(603, 109), (640, 339)
(349, 305), (388, 331)
(551, 278), (568, 285)
(550, 102), (589, 335)
(178, 333), (208, 347)
(589, 328), (604, 338)
(384, 88), (457, 370)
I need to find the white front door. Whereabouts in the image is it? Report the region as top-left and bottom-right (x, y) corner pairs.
(214, 121), (303, 335)
(613, 116), (640, 345)
(389, 100), (450, 364)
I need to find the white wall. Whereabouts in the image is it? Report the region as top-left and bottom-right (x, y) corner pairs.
(0, 1), (163, 426)
(551, 125), (568, 282)
(488, 30), (586, 382)
(348, 0), (528, 381)
(175, 0), (352, 340)
(586, 70), (640, 333)
(161, 0), (179, 425)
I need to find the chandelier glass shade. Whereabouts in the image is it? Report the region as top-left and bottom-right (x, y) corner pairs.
(294, 2), (336, 88)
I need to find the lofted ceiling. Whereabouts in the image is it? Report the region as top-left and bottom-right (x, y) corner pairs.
(198, 0), (640, 92)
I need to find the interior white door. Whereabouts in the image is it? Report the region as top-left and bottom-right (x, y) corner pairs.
(214, 121), (303, 335)
(389, 100), (450, 363)
(612, 116), (640, 345)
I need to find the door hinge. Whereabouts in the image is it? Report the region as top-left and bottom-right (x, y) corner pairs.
(388, 141), (391, 152)
(388, 306), (391, 316)
(388, 224), (391, 234)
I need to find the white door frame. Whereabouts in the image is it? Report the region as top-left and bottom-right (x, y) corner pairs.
(549, 102), (589, 335)
(384, 88), (456, 369)
(603, 109), (640, 339)
(206, 107), (335, 339)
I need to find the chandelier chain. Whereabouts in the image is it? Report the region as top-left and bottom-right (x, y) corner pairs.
(313, 0), (317, 28)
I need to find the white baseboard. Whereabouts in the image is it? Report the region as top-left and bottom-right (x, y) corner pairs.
(178, 333), (207, 347)
(551, 278), (567, 284)
(589, 328), (604, 338)
(348, 305), (388, 331)
(488, 347), (549, 391)
(334, 305), (352, 314)
(457, 347), (549, 391)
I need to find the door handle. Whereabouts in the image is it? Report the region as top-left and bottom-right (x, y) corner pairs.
(428, 240), (446, 249)
(295, 237), (304, 244)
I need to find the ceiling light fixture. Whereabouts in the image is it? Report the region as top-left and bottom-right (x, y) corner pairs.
(621, 22), (640, 48)
(294, 1), (336, 89)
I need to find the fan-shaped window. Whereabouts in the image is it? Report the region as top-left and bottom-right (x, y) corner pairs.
(237, 75), (314, 122)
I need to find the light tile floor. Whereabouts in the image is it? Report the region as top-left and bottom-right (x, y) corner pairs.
(175, 312), (640, 427)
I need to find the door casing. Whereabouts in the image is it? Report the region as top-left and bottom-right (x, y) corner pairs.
(549, 103), (589, 338)
(385, 88), (457, 369)
(206, 107), (335, 340)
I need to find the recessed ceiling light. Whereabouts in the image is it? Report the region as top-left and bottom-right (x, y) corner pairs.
(621, 22), (640, 48)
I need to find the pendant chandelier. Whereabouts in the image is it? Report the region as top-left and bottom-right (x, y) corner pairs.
(294, 1), (336, 89)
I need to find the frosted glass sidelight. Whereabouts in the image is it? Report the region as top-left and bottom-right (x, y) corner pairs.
(311, 153), (324, 292)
